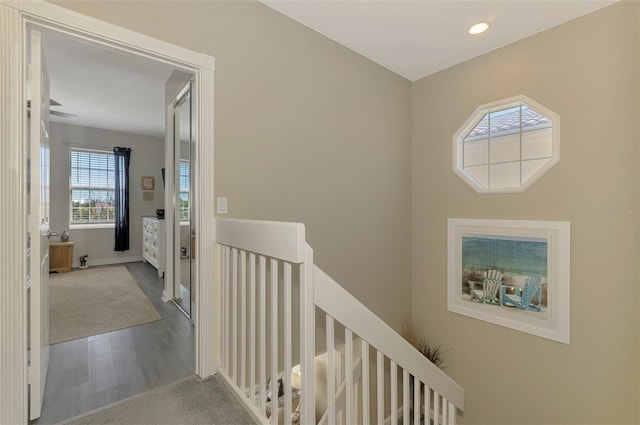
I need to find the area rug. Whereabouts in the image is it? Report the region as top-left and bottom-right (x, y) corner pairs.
(63, 375), (256, 425)
(49, 266), (162, 345)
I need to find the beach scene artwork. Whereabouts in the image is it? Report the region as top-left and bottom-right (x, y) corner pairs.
(449, 218), (570, 343)
(461, 234), (548, 319)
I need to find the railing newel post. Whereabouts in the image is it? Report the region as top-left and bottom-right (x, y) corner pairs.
(299, 243), (315, 424)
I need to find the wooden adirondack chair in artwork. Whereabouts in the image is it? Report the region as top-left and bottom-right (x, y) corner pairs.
(500, 275), (542, 311)
(469, 269), (503, 305)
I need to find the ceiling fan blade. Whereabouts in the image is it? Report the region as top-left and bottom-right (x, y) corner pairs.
(27, 98), (78, 120)
(50, 110), (78, 120)
(26, 98), (62, 108)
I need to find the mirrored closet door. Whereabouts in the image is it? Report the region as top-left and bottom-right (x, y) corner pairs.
(173, 82), (195, 319)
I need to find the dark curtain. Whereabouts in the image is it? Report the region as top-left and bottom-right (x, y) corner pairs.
(114, 147), (132, 251)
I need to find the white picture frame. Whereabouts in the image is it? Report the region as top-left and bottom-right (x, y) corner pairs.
(447, 218), (570, 343)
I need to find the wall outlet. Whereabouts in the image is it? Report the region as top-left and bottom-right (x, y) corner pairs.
(217, 197), (228, 214)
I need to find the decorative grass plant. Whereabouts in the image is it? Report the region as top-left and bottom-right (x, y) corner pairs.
(401, 319), (446, 369)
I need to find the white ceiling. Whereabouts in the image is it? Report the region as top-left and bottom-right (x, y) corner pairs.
(261, 0), (618, 81)
(42, 30), (177, 138)
(41, 1), (617, 137)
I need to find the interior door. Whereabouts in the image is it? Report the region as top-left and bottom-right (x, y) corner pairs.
(27, 28), (51, 421)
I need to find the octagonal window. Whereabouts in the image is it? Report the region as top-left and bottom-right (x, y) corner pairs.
(453, 95), (559, 193)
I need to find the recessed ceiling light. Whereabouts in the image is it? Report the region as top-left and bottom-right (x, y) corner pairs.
(468, 22), (490, 35)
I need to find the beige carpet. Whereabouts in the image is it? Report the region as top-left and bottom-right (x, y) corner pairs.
(49, 266), (162, 345)
(63, 375), (256, 425)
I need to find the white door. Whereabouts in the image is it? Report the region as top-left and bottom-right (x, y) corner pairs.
(27, 29), (51, 421)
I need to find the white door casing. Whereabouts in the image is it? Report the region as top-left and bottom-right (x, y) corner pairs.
(28, 29), (51, 421)
(0, 2), (217, 424)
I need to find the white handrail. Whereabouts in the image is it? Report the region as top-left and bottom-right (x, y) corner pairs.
(216, 218), (306, 263)
(314, 266), (465, 410)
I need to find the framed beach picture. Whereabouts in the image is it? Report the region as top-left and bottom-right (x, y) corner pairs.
(447, 218), (570, 343)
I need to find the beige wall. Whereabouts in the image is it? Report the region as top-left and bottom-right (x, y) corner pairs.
(47, 2), (640, 423)
(412, 2), (639, 424)
(52, 0), (413, 329)
(49, 122), (165, 267)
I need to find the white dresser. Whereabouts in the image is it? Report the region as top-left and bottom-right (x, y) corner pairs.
(142, 216), (166, 277)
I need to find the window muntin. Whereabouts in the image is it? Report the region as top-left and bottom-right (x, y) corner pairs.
(453, 96), (559, 193)
(69, 149), (115, 224)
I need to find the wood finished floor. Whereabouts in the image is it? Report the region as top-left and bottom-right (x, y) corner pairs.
(32, 262), (195, 425)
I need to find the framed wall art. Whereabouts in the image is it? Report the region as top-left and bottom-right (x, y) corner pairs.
(141, 176), (155, 191)
(447, 218), (570, 343)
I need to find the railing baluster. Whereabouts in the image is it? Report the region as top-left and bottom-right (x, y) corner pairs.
(354, 377), (360, 424)
(361, 340), (370, 425)
(345, 328), (353, 425)
(220, 246), (226, 372)
(377, 350), (384, 425)
(231, 248), (238, 383)
(259, 255), (267, 415)
(284, 262), (292, 425)
(240, 250), (247, 392)
(270, 258), (278, 425)
(249, 253), (256, 405)
(326, 315), (335, 424)
(434, 390), (440, 425)
(391, 360), (397, 425)
(403, 368), (409, 424)
(414, 377), (420, 425)
(442, 394), (448, 425)
(223, 246), (230, 374)
(448, 400), (456, 425)
(425, 385), (431, 425)
(335, 347), (342, 397)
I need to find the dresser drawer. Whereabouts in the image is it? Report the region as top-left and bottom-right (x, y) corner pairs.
(143, 219), (152, 235)
(143, 246), (159, 266)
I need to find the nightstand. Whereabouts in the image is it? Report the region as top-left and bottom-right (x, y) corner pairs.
(49, 241), (74, 273)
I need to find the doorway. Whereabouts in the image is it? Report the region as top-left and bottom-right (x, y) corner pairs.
(30, 29), (196, 423)
(0, 3), (217, 424)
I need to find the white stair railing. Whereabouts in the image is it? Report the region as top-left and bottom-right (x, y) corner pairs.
(315, 267), (464, 425)
(215, 218), (464, 425)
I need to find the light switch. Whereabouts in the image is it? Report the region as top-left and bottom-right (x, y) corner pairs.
(217, 197), (228, 214)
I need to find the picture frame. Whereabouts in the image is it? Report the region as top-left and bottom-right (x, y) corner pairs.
(447, 218), (570, 343)
(141, 176), (155, 191)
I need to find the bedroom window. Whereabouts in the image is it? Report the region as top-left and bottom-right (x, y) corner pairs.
(69, 148), (116, 225)
(453, 95), (560, 193)
(179, 160), (190, 221)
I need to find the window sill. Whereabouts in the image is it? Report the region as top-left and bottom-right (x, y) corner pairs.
(70, 223), (115, 230)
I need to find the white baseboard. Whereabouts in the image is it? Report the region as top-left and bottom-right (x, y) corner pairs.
(72, 256), (142, 269)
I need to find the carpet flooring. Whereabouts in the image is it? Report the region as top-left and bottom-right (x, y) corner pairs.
(63, 375), (256, 425)
(49, 266), (162, 345)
